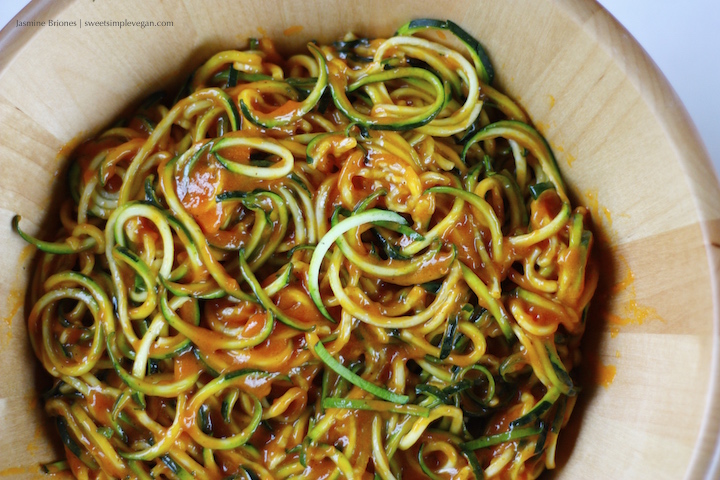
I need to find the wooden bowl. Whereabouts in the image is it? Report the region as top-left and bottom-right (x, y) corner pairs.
(0, 1), (718, 478)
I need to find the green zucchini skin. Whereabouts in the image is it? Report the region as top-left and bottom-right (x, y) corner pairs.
(396, 18), (495, 85)
(328, 65), (446, 131)
(13, 215), (97, 254)
(240, 43), (329, 128)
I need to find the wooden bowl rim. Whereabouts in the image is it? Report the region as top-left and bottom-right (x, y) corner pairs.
(0, 0), (719, 478)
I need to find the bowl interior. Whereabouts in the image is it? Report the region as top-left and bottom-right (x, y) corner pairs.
(0, 1), (718, 478)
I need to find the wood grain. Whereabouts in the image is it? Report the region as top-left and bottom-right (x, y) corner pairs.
(0, 0), (718, 478)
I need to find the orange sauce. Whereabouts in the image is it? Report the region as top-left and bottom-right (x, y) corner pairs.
(66, 450), (85, 478)
(24, 399), (49, 456)
(565, 152), (576, 167)
(337, 149), (373, 207)
(176, 153), (225, 233)
(551, 142), (576, 168)
(274, 286), (326, 327)
(56, 133), (86, 161)
(175, 350), (202, 380)
(271, 99), (302, 117)
(205, 297), (260, 329)
(597, 363), (617, 389)
(518, 298), (563, 329)
(283, 25), (304, 36)
(210, 326), (300, 375)
(583, 189), (624, 248)
(608, 257), (634, 295)
(101, 138), (145, 184)
(486, 401), (526, 435)
(242, 312), (270, 337)
(578, 188), (664, 391)
(533, 120), (549, 136)
(445, 212), (484, 272)
(3, 244), (35, 343)
(0, 467), (33, 477)
(602, 205), (613, 227)
(87, 388), (116, 425)
(584, 352), (617, 389)
(131, 216), (160, 243)
(240, 374), (276, 401)
(20, 243), (34, 263)
(530, 189), (562, 229)
(2, 288), (22, 343)
(599, 251), (661, 327)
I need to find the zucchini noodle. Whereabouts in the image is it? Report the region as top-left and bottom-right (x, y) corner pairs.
(16, 19), (598, 480)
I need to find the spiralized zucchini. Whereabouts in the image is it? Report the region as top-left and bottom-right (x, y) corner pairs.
(16, 19), (597, 480)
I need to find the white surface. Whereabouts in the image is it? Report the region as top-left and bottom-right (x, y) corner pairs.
(597, 0), (720, 180)
(0, 0), (719, 178)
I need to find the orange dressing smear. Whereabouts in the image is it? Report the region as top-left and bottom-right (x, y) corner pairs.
(602, 205), (613, 228)
(583, 189), (611, 245)
(2, 288), (22, 342)
(20, 243), (35, 262)
(2, 244), (34, 343)
(534, 120), (550, 137)
(25, 427), (42, 456)
(57, 133), (86, 161)
(601, 252), (662, 327)
(283, 25), (303, 36)
(597, 363), (617, 389)
(585, 189), (663, 326)
(580, 189), (664, 389)
(584, 352), (617, 389)
(4, 245), (35, 342)
(565, 152), (576, 167)
(0, 467), (33, 477)
(550, 142), (576, 168)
